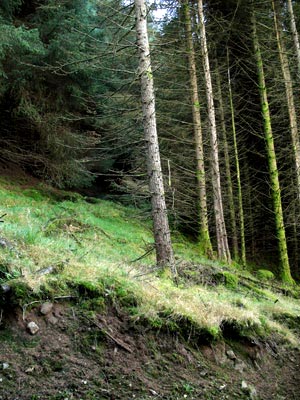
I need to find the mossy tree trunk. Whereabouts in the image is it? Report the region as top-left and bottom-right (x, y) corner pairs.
(182, 0), (213, 258)
(251, 6), (294, 284)
(197, 0), (231, 263)
(227, 49), (246, 267)
(134, 0), (176, 278)
(215, 65), (239, 261)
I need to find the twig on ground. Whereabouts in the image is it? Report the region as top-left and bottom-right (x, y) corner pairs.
(130, 246), (155, 263)
(83, 315), (133, 353)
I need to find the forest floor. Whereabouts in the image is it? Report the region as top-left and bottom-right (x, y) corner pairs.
(0, 165), (300, 399)
(0, 301), (299, 400)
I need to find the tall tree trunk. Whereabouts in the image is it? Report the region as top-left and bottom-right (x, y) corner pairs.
(182, 0), (213, 258)
(251, 6), (294, 284)
(215, 65), (239, 261)
(197, 0), (231, 263)
(134, 0), (176, 278)
(287, 0), (300, 79)
(272, 0), (300, 202)
(244, 161), (255, 261)
(227, 49), (246, 267)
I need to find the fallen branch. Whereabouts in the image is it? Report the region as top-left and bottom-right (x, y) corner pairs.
(0, 213), (7, 223)
(130, 246), (155, 263)
(83, 315), (133, 353)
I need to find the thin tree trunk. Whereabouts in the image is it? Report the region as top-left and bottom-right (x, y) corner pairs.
(182, 0), (213, 258)
(287, 0), (300, 79)
(251, 6), (293, 284)
(134, 0), (176, 278)
(197, 0), (231, 263)
(215, 65), (239, 261)
(244, 161), (255, 261)
(227, 49), (246, 267)
(272, 0), (300, 202)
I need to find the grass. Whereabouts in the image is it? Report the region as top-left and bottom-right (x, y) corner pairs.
(0, 176), (300, 346)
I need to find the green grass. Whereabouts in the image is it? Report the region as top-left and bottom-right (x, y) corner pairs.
(0, 177), (300, 346)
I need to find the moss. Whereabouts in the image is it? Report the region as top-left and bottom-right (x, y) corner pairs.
(256, 269), (275, 281)
(22, 189), (47, 202)
(215, 271), (239, 289)
(272, 312), (300, 333)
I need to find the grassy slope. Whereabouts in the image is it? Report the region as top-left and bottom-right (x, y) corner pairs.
(0, 175), (299, 346)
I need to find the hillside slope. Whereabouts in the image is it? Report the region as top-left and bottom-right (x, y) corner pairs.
(0, 171), (299, 399)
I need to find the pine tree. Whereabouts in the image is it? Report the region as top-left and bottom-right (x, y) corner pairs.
(197, 0), (231, 262)
(134, 0), (176, 277)
(182, 0), (213, 257)
(251, 4), (294, 283)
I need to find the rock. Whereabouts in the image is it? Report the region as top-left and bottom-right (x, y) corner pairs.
(2, 363), (9, 370)
(241, 380), (258, 399)
(226, 349), (237, 360)
(234, 359), (247, 373)
(40, 302), (53, 315)
(0, 284), (11, 294)
(27, 321), (39, 335)
(47, 315), (58, 325)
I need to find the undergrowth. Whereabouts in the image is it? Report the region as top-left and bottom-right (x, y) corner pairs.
(0, 177), (299, 347)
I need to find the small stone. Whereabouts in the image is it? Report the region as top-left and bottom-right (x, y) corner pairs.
(200, 370), (207, 377)
(241, 380), (248, 391)
(241, 381), (258, 399)
(234, 359), (247, 373)
(47, 315), (58, 325)
(226, 349), (237, 360)
(40, 302), (53, 315)
(2, 363), (9, 370)
(27, 321), (40, 335)
(249, 386), (258, 400)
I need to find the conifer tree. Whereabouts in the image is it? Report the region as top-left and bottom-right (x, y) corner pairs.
(251, 4), (294, 283)
(182, 0), (213, 257)
(197, 0), (231, 262)
(134, 0), (176, 277)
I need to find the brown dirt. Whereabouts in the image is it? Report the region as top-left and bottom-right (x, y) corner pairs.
(0, 302), (299, 400)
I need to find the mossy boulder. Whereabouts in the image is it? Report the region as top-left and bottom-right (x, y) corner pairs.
(215, 271), (239, 289)
(256, 269), (275, 281)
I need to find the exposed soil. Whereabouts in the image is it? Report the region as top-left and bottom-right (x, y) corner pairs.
(0, 301), (299, 400)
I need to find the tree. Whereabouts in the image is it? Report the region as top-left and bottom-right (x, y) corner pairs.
(215, 63), (239, 261)
(182, 0), (213, 257)
(134, 0), (176, 277)
(286, 0), (300, 78)
(227, 49), (246, 266)
(197, 0), (231, 262)
(251, 4), (294, 283)
(272, 0), (300, 202)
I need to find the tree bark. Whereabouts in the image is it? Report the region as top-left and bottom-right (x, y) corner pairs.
(134, 0), (176, 277)
(182, 0), (213, 258)
(197, 0), (231, 263)
(215, 65), (239, 261)
(272, 0), (300, 202)
(227, 49), (246, 267)
(287, 0), (300, 79)
(251, 6), (294, 284)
